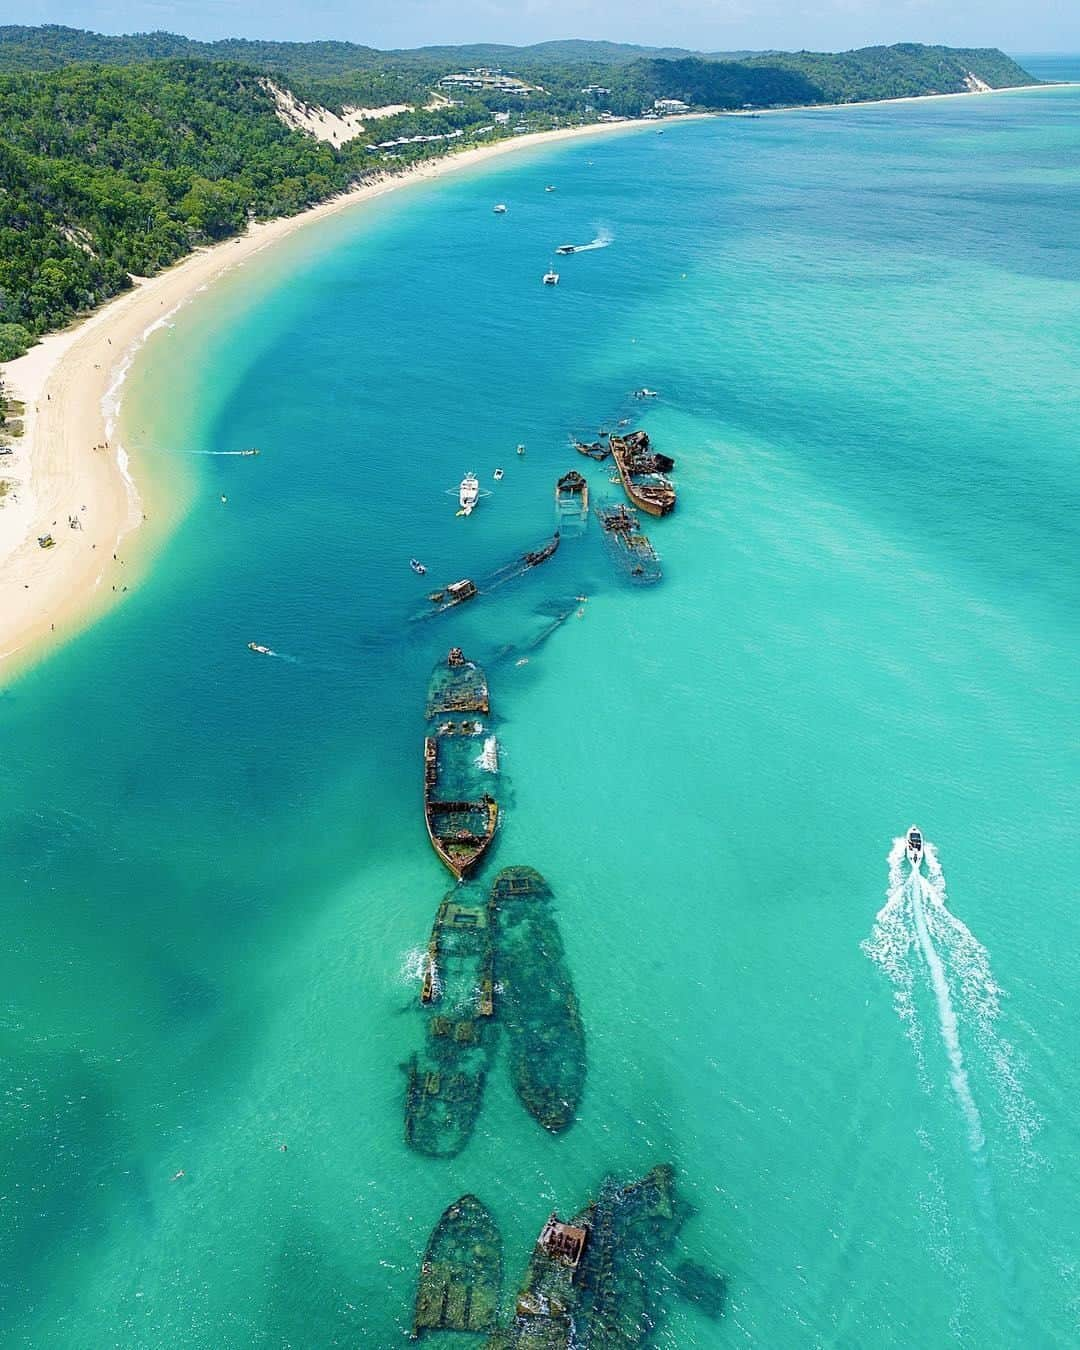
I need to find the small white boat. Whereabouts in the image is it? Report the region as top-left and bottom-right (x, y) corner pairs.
(248, 642), (274, 656)
(493, 203), (507, 214)
(545, 185), (556, 192)
(633, 387), (659, 399)
(493, 468), (504, 481)
(410, 558), (427, 575)
(516, 443), (526, 456)
(905, 825), (923, 869)
(555, 244), (576, 255)
(459, 472), (480, 516)
(543, 270), (560, 286)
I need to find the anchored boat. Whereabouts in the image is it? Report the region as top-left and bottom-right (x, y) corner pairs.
(459, 472), (480, 516)
(412, 1194), (502, 1338)
(597, 501), (662, 584)
(609, 430), (676, 516)
(405, 892), (498, 1159)
(492, 867), (586, 1133)
(423, 649), (498, 879)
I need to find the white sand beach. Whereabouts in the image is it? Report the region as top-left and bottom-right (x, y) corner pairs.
(0, 116), (671, 684)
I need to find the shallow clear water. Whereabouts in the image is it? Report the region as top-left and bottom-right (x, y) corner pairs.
(2, 83), (1078, 1347)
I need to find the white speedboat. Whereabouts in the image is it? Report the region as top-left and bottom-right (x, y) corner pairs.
(459, 472), (480, 515)
(633, 387), (659, 399)
(493, 468), (504, 481)
(905, 825), (923, 869)
(248, 642), (274, 656)
(543, 270), (560, 286)
(410, 558), (427, 575)
(493, 203), (507, 214)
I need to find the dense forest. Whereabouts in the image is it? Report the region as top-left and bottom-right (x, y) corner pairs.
(0, 29), (1036, 352)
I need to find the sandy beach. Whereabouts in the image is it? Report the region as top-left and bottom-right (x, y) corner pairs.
(0, 80), (1064, 684)
(0, 116), (671, 685)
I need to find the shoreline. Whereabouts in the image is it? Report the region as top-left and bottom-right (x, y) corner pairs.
(0, 79), (1069, 684)
(723, 80), (1075, 117)
(0, 115), (675, 686)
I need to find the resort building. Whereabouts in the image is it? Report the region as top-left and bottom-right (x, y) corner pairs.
(654, 98), (691, 115)
(437, 68), (539, 96)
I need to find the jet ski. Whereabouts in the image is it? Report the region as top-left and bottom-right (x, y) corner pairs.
(905, 825), (923, 869)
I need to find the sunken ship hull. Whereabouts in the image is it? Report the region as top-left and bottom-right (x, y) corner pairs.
(404, 892), (498, 1159)
(609, 431), (676, 517)
(487, 1165), (694, 1349)
(596, 502), (662, 585)
(424, 649), (499, 879)
(491, 867), (586, 1133)
(412, 1193), (503, 1338)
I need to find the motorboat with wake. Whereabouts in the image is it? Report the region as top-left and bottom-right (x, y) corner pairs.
(905, 825), (923, 869)
(247, 642), (274, 655)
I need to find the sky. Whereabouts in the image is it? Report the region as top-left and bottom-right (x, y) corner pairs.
(3, 0), (1077, 54)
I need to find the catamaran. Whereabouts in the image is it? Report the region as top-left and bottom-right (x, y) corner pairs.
(543, 269), (560, 286)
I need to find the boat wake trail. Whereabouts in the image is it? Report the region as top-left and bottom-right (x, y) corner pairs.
(573, 230), (613, 252)
(863, 839), (1035, 1321)
(863, 839), (1039, 1159)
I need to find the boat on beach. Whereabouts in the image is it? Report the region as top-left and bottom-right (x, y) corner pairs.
(405, 891), (498, 1159)
(412, 1194), (502, 1338)
(491, 867), (586, 1133)
(597, 501), (662, 584)
(423, 649), (499, 879)
(609, 430), (676, 516)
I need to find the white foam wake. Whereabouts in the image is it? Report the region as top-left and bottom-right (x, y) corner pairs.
(863, 838), (1040, 1157)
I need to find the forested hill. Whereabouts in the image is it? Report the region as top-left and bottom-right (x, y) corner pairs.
(0, 33), (1036, 355)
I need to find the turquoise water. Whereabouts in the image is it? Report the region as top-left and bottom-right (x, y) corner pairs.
(2, 83), (1079, 1346)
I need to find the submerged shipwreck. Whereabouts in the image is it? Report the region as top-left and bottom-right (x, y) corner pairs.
(416, 534), (561, 621)
(488, 1165), (715, 1348)
(404, 866), (588, 1156)
(555, 470), (589, 532)
(423, 649), (499, 879)
(596, 502), (662, 585)
(491, 867), (586, 1133)
(609, 430), (676, 517)
(412, 1193), (503, 1338)
(404, 892), (498, 1159)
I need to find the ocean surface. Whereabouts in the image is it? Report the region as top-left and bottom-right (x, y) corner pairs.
(2, 76), (1079, 1348)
